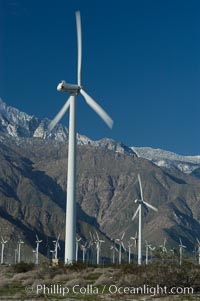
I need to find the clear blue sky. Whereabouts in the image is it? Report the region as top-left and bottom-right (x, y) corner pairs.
(1, 0), (200, 155)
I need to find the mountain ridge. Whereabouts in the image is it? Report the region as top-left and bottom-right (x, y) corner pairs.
(0, 98), (200, 261)
(0, 98), (200, 173)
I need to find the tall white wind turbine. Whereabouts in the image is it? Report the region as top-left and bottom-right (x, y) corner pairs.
(132, 174), (158, 265)
(0, 236), (8, 265)
(48, 11), (113, 265)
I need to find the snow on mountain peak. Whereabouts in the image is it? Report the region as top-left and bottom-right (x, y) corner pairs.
(0, 98), (200, 174)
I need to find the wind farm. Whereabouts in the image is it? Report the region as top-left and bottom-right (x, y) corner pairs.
(1, 1), (200, 300)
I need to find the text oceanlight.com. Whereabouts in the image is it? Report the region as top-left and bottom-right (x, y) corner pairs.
(27, 284), (194, 297)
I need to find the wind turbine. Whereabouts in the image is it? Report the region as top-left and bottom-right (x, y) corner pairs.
(196, 238), (200, 265)
(80, 241), (88, 263)
(132, 174), (158, 265)
(159, 238), (167, 254)
(149, 245), (155, 262)
(48, 11), (113, 265)
(130, 231), (138, 263)
(127, 240), (133, 264)
(76, 235), (82, 262)
(14, 248), (18, 264)
(110, 239), (118, 264)
(145, 240), (151, 265)
(115, 232), (126, 264)
(130, 231), (138, 249)
(53, 234), (60, 260)
(179, 238), (186, 266)
(94, 232), (105, 265)
(17, 239), (24, 263)
(35, 235), (42, 265)
(0, 236), (8, 265)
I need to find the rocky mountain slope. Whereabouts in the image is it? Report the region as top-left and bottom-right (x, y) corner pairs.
(0, 98), (200, 262)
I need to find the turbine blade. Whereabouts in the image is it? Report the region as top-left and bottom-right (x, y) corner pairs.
(121, 232), (125, 240)
(143, 201), (158, 212)
(89, 232), (94, 241)
(121, 242), (126, 251)
(197, 238), (200, 245)
(132, 206), (140, 221)
(76, 11), (82, 86)
(138, 174), (144, 200)
(48, 96), (72, 131)
(95, 231), (99, 241)
(80, 89), (113, 129)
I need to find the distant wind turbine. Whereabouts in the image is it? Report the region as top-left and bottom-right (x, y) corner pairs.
(179, 238), (186, 266)
(149, 245), (155, 262)
(94, 232), (105, 265)
(145, 240), (151, 265)
(159, 238), (167, 254)
(35, 235), (42, 265)
(53, 234), (60, 260)
(80, 241), (88, 263)
(110, 239), (118, 264)
(196, 238), (200, 265)
(0, 236), (8, 265)
(48, 11), (113, 265)
(17, 239), (24, 263)
(130, 231), (138, 249)
(127, 240), (133, 264)
(115, 232), (126, 264)
(76, 236), (82, 262)
(132, 174), (158, 265)
(14, 249), (18, 264)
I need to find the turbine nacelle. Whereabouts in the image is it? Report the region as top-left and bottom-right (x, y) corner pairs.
(57, 80), (81, 95)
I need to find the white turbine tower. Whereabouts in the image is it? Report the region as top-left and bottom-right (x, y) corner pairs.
(130, 231), (138, 249)
(132, 174), (158, 265)
(159, 238), (167, 254)
(149, 245), (155, 262)
(17, 239), (24, 263)
(127, 240), (133, 264)
(115, 232), (126, 264)
(80, 241), (88, 263)
(196, 238), (200, 265)
(35, 235), (42, 265)
(145, 240), (151, 265)
(94, 232), (105, 265)
(48, 11), (113, 265)
(0, 236), (8, 265)
(53, 234), (60, 260)
(14, 248), (18, 264)
(76, 236), (82, 262)
(110, 239), (118, 264)
(179, 238), (186, 266)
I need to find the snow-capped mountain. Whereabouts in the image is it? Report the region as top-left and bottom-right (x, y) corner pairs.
(0, 99), (136, 156)
(0, 98), (200, 174)
(132, 146), (200, 174)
